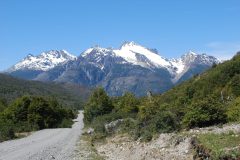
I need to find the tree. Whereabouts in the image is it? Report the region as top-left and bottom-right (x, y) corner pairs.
(115, 92), (139, 113)
(84, 87), (113, 123)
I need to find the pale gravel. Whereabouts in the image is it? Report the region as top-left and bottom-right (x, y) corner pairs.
(0, 111), (84, 160)
(95, 123), (240, 160)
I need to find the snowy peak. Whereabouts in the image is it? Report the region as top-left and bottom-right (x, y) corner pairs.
(6, 42), (219, 83)
(8, 50), (76, 72)
(81, 46), (112, 58)
(80, 42), (219, 74)
(169, 50), (220, 83)
(120, 41), (140, 49)
(180, 51), (219, 66)
(80, 41), (171, 69)
(114, 41), (171, 68)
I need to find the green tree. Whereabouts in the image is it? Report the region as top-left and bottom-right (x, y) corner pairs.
(115, 92), (139, 113)
(84, 87), (113, 123)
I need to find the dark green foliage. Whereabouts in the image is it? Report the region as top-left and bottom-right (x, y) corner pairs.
(229, 74), (240, 97)
(0, 120), (15, 142)
(227, 97), (240, 122)
(0, 96), (76, 142)
(137, 101), (178, 137)
(182, 96), (227, 128)
(0, 98), (7, 112)
(114, 92), (139, 113)
(59, 118), (74, 128)
(84, 87), (113, 124)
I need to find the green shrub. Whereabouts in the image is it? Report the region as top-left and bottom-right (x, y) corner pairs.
(227, 97), (240, 122)
(0, 120), (15, 142)
(59, 118), (74, 128)
(137, 101), (178, 134)
(154, 111), (178, 133)
(230, 74), (240, 96)
(141, 130), (153, 142)
(182, 96), (227, 128)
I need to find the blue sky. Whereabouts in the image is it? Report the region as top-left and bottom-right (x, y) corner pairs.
(1, 0), (240, 70)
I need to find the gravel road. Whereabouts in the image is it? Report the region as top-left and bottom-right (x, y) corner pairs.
(0, 111), (84, 160)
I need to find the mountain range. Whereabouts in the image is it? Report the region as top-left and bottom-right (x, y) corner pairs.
(5, 42), (219, 96)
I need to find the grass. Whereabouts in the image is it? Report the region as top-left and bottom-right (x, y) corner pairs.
(197, 131), (240, 159)
(77, 134), (105, 160)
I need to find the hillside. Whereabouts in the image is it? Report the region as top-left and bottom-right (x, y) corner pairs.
(83, 52), (240, 159)
(157, 52), (240, 113)
(0, 74), (90, 108)
(81, 52), (240, 159)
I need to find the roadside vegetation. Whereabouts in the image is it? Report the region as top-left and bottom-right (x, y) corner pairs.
(194, 132), (240, 159)
(84, 53), (240, 158)
(0, 96), (76, 142)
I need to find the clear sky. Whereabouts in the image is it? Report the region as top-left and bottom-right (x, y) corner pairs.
(1, 0), (240, 71)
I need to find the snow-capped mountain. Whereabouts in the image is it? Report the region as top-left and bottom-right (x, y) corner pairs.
(114, 41), (171, 69)
(5, 42), (219, 96)
(8, 50), (76, 72)
(80, 42), (219, 79)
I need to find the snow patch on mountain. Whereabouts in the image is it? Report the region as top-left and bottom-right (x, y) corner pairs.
(6, 41), (219, 87)
(114, 41), (171, 69)
(80, 42), (219, 77)
(8, 50), (76, 72)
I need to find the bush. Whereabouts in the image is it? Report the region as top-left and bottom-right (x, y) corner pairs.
(59, 118), (74, 128)
(141, 130), (153, 142)
(154, 111), (178, 133)
(182, 96), (227, 128)
(138, 101), (178, 134)
(227, 97), (240, 122)
(0, 120), (15, 142)
(230, 74), (240, 97)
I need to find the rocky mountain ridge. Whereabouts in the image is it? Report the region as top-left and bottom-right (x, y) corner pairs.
(5, 42), (219, 96)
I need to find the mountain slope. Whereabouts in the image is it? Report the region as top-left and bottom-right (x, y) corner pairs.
(5, 42), (219, 96)
(36, 47), (174, 96)
(0, 74), (90, 108)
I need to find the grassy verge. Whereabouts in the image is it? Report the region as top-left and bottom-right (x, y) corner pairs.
(76, 134), (104, 160)
(196, 132), (240, 159)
